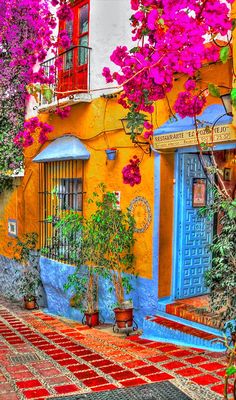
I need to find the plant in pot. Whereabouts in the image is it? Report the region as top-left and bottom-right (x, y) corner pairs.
(94, 187), (136, 330)
(10, 232), (40, 310)
(53, 183), (136, 329)
(55, 209), (109, 327)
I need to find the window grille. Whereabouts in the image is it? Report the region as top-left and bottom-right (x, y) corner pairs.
(39, 160), (84, 263)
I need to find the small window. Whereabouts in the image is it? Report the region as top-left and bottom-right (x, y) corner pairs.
(60, 178), (83, 211)
(39, 160), (84, 262)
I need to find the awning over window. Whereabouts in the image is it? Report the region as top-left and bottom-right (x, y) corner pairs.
(33, 135), (90, 163)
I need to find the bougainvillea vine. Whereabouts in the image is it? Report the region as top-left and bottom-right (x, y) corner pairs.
(103, 0), (233, 139)
(0, 0), (72, 190)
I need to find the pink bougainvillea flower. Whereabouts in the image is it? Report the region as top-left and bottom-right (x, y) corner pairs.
(122, 156), (141, 186)
(55, 106), (71, 119)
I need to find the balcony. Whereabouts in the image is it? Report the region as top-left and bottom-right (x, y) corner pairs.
(39, 45), (92, 110)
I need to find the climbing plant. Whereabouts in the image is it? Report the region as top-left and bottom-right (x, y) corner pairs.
(200, 191), (236, 329)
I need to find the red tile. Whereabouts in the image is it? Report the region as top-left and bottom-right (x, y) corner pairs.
(135, 366), (161, 375)
(177, 367), (203, 377)
(0, 393), (19, 400)
(5, 365), (28, 373)
(83, 377), (109, 387)
(50, 353), (71, 361)
(162, 361), (186, 370)
(211, 383), (234, 395)
(16, 380), (42, 389)
(0, 383), (14, 393)
(158, 344), (177, 353)
(11, 372), (35, 380)
(171, 350), (193, 357)
(91, 384), (118, 392)
(147, 355), (170, 363)
(22, 388), (50, 399)
(72, 350), (93, 356)
(215, 370), (226, 377)
(0, 377), (6, 383)
(100, 365), (124, 373)
(200, 362), (225, 371)
(74, 370), (98, 380)
(46, 376), (72, 385)
(67, 364), (90, 373)
(54, 384), (80, 394)
(57, 358), (79, 366)
(145, 342), (167, 348)
(31, 361), (54, 369)
(191, 374), (220, 385)
(186, 356), (208, 364)
(38, 368), (62, 377)
(148, 372), (174, 382)
(123, 360), (147, 368)
(121, 378), (147, 387)
(90, 360), (114, 368)
(80, 354), (103, 362)
(110, 371), (136, 381)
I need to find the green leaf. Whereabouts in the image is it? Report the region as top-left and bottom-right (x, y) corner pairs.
(231, 88), (236, 107)
(226, 366), (236, 377)
(130, 46), (140, 54)
(232, 18), (236, 32)
(42, 87), (53, 103)
(208, 83), (220, 98)
(220, 46), (229, 64)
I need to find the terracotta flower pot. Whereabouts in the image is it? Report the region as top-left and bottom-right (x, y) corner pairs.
(114, 307), (133, 328)
(84, 311), (99, 327)
(24, 296), (36, 310)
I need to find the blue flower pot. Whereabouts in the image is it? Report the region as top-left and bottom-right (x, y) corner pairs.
(105, 149), (117, 160)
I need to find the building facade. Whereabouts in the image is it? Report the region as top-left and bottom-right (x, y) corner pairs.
(0, 0), (235, 348)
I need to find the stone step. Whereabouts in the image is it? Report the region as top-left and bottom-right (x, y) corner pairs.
(165, 302), (221, 330)
(142, 312), (225, 352)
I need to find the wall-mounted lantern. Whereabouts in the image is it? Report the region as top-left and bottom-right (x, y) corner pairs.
(120, 117), (151, 155)
(220, 93), (232, 116)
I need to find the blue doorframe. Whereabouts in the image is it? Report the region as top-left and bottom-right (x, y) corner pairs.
(171, 143), (236, 300)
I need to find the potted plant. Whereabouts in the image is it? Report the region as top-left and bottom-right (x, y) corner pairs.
(10, 232), (41, 310)
(55, 209), (108, 327)
(93, 187), (136, 329)
(57, 184), (136, 328)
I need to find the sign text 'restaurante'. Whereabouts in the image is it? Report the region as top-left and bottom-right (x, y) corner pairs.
(153, 124), (236, 149)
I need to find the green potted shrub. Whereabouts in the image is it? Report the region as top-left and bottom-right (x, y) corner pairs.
(10, 232), (41, 309)
(55, 209), (108, 327)
(89, 185), (136, 329)
(55, 183), (136, 328)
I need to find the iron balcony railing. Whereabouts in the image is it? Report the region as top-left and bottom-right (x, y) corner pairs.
(39, 45), (91, 106)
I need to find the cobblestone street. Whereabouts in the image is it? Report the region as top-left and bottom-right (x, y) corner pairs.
(0, 298), (233, 400)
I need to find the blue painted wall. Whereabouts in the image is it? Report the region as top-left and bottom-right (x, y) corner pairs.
(40, 256), (159, 328)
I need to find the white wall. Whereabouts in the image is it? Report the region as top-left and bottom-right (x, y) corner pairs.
(89, 0), (133, 95)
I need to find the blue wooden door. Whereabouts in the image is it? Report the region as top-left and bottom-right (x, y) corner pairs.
(175, 153), (213, 299)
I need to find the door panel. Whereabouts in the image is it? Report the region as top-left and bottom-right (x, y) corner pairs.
(175, 153), (213, 299)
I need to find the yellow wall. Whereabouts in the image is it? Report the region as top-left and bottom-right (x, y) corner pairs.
(0, 96), (154, 279)
(0, 58), (232, 289)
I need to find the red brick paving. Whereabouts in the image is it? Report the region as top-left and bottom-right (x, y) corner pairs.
(0, 299), (233, 400)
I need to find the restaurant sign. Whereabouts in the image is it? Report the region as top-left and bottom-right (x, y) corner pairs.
(153, 124), (236, 150)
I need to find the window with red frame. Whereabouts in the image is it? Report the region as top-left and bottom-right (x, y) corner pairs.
(58, 0), (89, 95)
